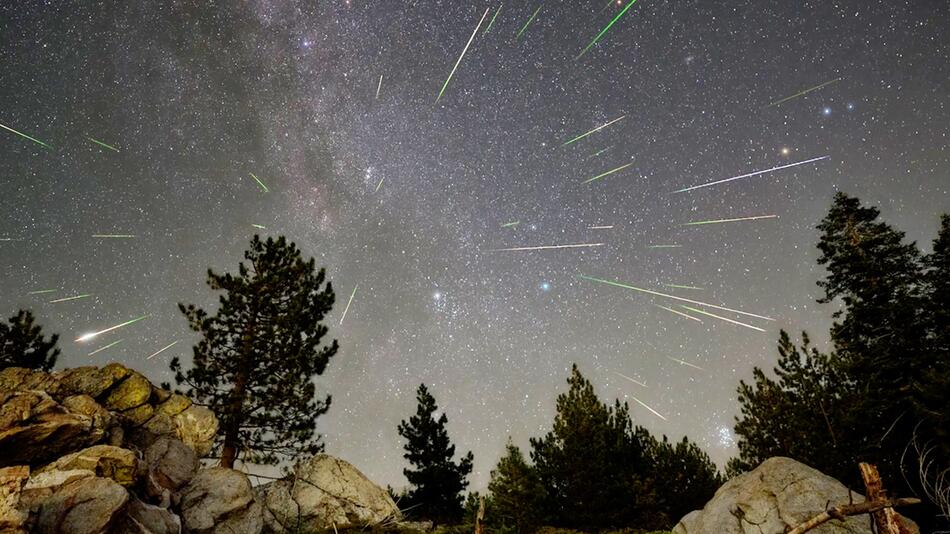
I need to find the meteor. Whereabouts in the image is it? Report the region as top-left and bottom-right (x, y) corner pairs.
(588, 146), (612, 158)
(501, 221), (521, 228)
(252, 224), (266, 230)
(249, 173), (269, 192)
(588, 225), (613, 230)
(582, 162), (634, 184)
(516, 6), (541, 39)
(576, 0), (639, 60)
(339, 284), (358, 325)
(375, 177), (385, 192)
(654, 304), (702, 323)
(562, 115), (625, 146)
(629, 394), (667, 421)
(376, 75), (383, 99)
(49, 294), (92, 304)
(75, 315), (148, 343)
(648, 244), (681, 249)
(577, 274), (774, 321)
(88, 339), (123, 357)
(489, 242), (604, 252)
(663, 284), (703, 291)
(28, 289), (57, 295)
(672, 155), (829, 194)
(87, 137), (120, 152)
(679, 305), (766, 332)
(146, 340), (180, 360)
(681, 214), (778, 226)
(484, 4), (502, 33)
(665, 355), (705, 371)
(436, 7), (491, 103)
(0, 122), (51, 149)
(92, 234), (135, 238)
(614, 371), (647, 388)
(765, 78), (841, 108)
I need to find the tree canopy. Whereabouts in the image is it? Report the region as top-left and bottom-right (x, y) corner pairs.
(0, 310), (59, 372)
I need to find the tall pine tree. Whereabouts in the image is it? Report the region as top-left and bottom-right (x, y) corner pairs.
(487, 440), (546, 534)
(650, 435), (724, 525)
(919, 215), (950, 460)
(171, 235), (338, 467)
(0, 310), (59, 372)
(398, 383), (474, 524)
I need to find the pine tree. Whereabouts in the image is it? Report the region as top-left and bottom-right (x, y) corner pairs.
(398, 384), (474, 524)
(170, 235), (338, 467)
(487, 440), (546, 533)
(0, 310), (59, 372)
(650, 435), (724, 524)
(919, 215), (950, 459)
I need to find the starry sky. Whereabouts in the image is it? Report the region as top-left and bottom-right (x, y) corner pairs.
(1, 1), (948, 490)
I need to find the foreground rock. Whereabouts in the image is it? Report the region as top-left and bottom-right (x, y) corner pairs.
(178, 467), (263, 534)
(259, 454), (401, 532)
(673, 457), (918, 534)
(34, 476), (129, 534)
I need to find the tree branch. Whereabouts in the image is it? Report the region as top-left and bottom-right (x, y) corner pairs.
(786, 497), (920, 534)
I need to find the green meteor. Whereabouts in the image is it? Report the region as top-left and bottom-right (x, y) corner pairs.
(87, 137), (120, 152)
(0, 122), (51, 149)
(576, 0), (639, 60)
(484, 4), (502, 33)
(765, 78), (842, 108)
(582, 162), (634, 184)
(252, 224), (266, 229)
(436, 7), (491, 104)
(501, 221), (520, 228)
(664, 284), (704, 291)
(681, 214), (778, 226)
(680, 305), (766, 332)
(28, 289), (58, 295)
(516, 5), (541, 39)
(563, 115), (625, 146)
(588, 146), (613, 159)
(76, 315), (149, 342)
(654, 304), (703, 323)
(49, 294), (92, 303)
(648, 244), (681, 249)
(375, 176), (385, 192)
(249, 173), (269, 192)
(88, 339), (123, 356)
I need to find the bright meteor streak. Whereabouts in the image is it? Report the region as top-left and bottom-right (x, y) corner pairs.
(654, 304), (703, 323)
(92, 234), (135, 238)
(375, 177), (385, 192)
(49, 294), (92, 304)
(577, 274), (774, 321)
(28, 289), (58, 295)
(576, 0), (639, 59)
(87, 137), (120, 152)
(672, 155), (829, 193)
(765, 78), (842, 108)
(588, 225), (613, 230)
(665, 355), (705, 371)
(88, 339), (123, 356)
(648, 244), (681, 249)
(582, 162), (634, 184)
(249, 173), (269, 192)
(562, 115), (625, 146)
(501, 221), (521, 228)
(681, 214), (778, 226)
(679, 305), (766, 332)
(664, 284), (704, 291)
(147, 340), (180, 360)
(75, 315), (148, 343)
(340, 284), (359, 325)
(489, 243), (604, 252)
(484, 4), (502, 33)
(436, 7), (490, 104)
(516, 5), (541, 39)
(0, 122), (51, 149)
(252, 224), (266, 230)
(614, 371), (647, 388)
(629, 394), (667, 421)
(376, 75), (383, 99)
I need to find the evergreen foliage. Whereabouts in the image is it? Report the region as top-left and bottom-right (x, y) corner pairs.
(487, 440), (546, 534)
(170, 235), (338, 467)
(0, 310), (59, 372)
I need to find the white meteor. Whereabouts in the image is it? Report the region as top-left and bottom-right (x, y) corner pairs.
(614, 371), (647, 388)
(488, 243), (604, 252)
(75, 315), (148, 343)
(88, 339), (123, 356)
(147, 340), (180, 360)
(629, 394), (667, 421)
(654, 304), (703, 323)
(680, 305), (766, 332)
(665, 355), (705, 371)
(672, 155), (829, 194)
(340, 285), (358, 325)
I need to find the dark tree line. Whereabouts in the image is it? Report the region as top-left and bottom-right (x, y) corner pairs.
(0, 309), (59, 372)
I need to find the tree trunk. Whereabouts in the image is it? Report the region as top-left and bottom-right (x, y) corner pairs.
(475, 495), (485, 534)
(859, 462), (907, 534)
(219, 368), (247, 469)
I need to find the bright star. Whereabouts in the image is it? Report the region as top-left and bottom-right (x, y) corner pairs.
(540, 282), (551, 291)
(822, 107), (832, 116)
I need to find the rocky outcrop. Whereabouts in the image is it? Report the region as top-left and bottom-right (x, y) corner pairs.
(144, 436), (199, 504)
(673, 457), (918, 534)
(0, 390), (103, 466)
(259, 454), (401, 532)
(178, 467), (263, 534)
(0, 466), (29, 533)
(33, 476), (129, 534)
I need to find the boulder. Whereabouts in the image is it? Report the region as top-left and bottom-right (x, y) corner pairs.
(144, 437), (198, 503)
(57, 366), (123, 398)
(172, 404), (218, 457)
(0, 466), (29, 533)
(0, 390), (98, 466)
(35, 445), (139, 487)
(672, 457), (918, 534)
(177, 467), (262, 534)
(20, 469), (97, 512)
(155, 394), (192, 417)
(33, 476), (129, 534)
(121, 497), (182, 534)
(103, 371), (152, 412)
(0, 367), (62, 396)
(259, 454), (401, 532)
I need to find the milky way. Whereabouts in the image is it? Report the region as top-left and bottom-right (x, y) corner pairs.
(1, 1), (948, 489)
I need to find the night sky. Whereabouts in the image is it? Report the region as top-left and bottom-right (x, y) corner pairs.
(1, 1), (948, 490)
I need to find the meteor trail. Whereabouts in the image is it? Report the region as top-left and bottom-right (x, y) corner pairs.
(614, 371), (647, 388)
(501, 221), (521, 228)
(375, 177), (385, 192)
(629, 394), (667, 421)
(0, 122), (51, 149)
(672, 155), (829, 194)
(75, 315), (148, 343)
(28, 289), (57, 295)
(576, 0), (639, 59)
(582, 162), (634, 184)
(679, 305), (766, 332)
(588, 146), (612, 158)
(92, 234), (135, 238)
(681, 214), (778, 226)
(88, 339), (123, 356)
(340, 284), (358, 325)
(665, 355), (705, 371)
(484, 4), (502, 33)
(516, 5), (541, 39)
(765, 78), (842, 108)
(588, 225), (613, 230)
(577, 274), (775, 321)
(376, 75), (383, 99)
(436, 7), (491, 104)
(249, 173), (269, 192)
(251, 224), (266, 229)
(489, 243), (605, 252)
(648, 244), (681, 249)
(664, 284), (704, 291)
(562, 115), (625, 146)
(654, 304), (703, 323)
(87, 137), (120, 152)
(147, 340), (180, 360)
(49, 294), (92, 303)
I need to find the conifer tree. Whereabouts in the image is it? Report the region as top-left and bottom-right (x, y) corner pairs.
(919, 215), (950, 459)
(398, 384), (474, 524)
(0, 310), (59, 372)
(487, 440), (546, 533)
(650, 435), (724, 524)
(171, 235), (338, 467)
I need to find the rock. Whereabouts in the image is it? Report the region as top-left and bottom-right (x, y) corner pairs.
(144, 437), (198, 503)
(150, 387), (172, 404)
(34, 476), (129, 534)
(155, 394), (192, 417)
(57, 366), (121, 398)
(61, 395), (119, 445)
(35, 445), (139, 487)
(122, 402), (156, 427)
(172, 404), (218, 457)
(672, 457), (918, 534)
(0, 390), (97, 467)
(177, 467), (262, 534)
(103, 371), (152, 411)
(0, 466), (29, 533)
(20, 469), (96, 512)
(259, 454), (401, 533)
(121, 497), (182, 534)
(0, 367), (62, 396)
